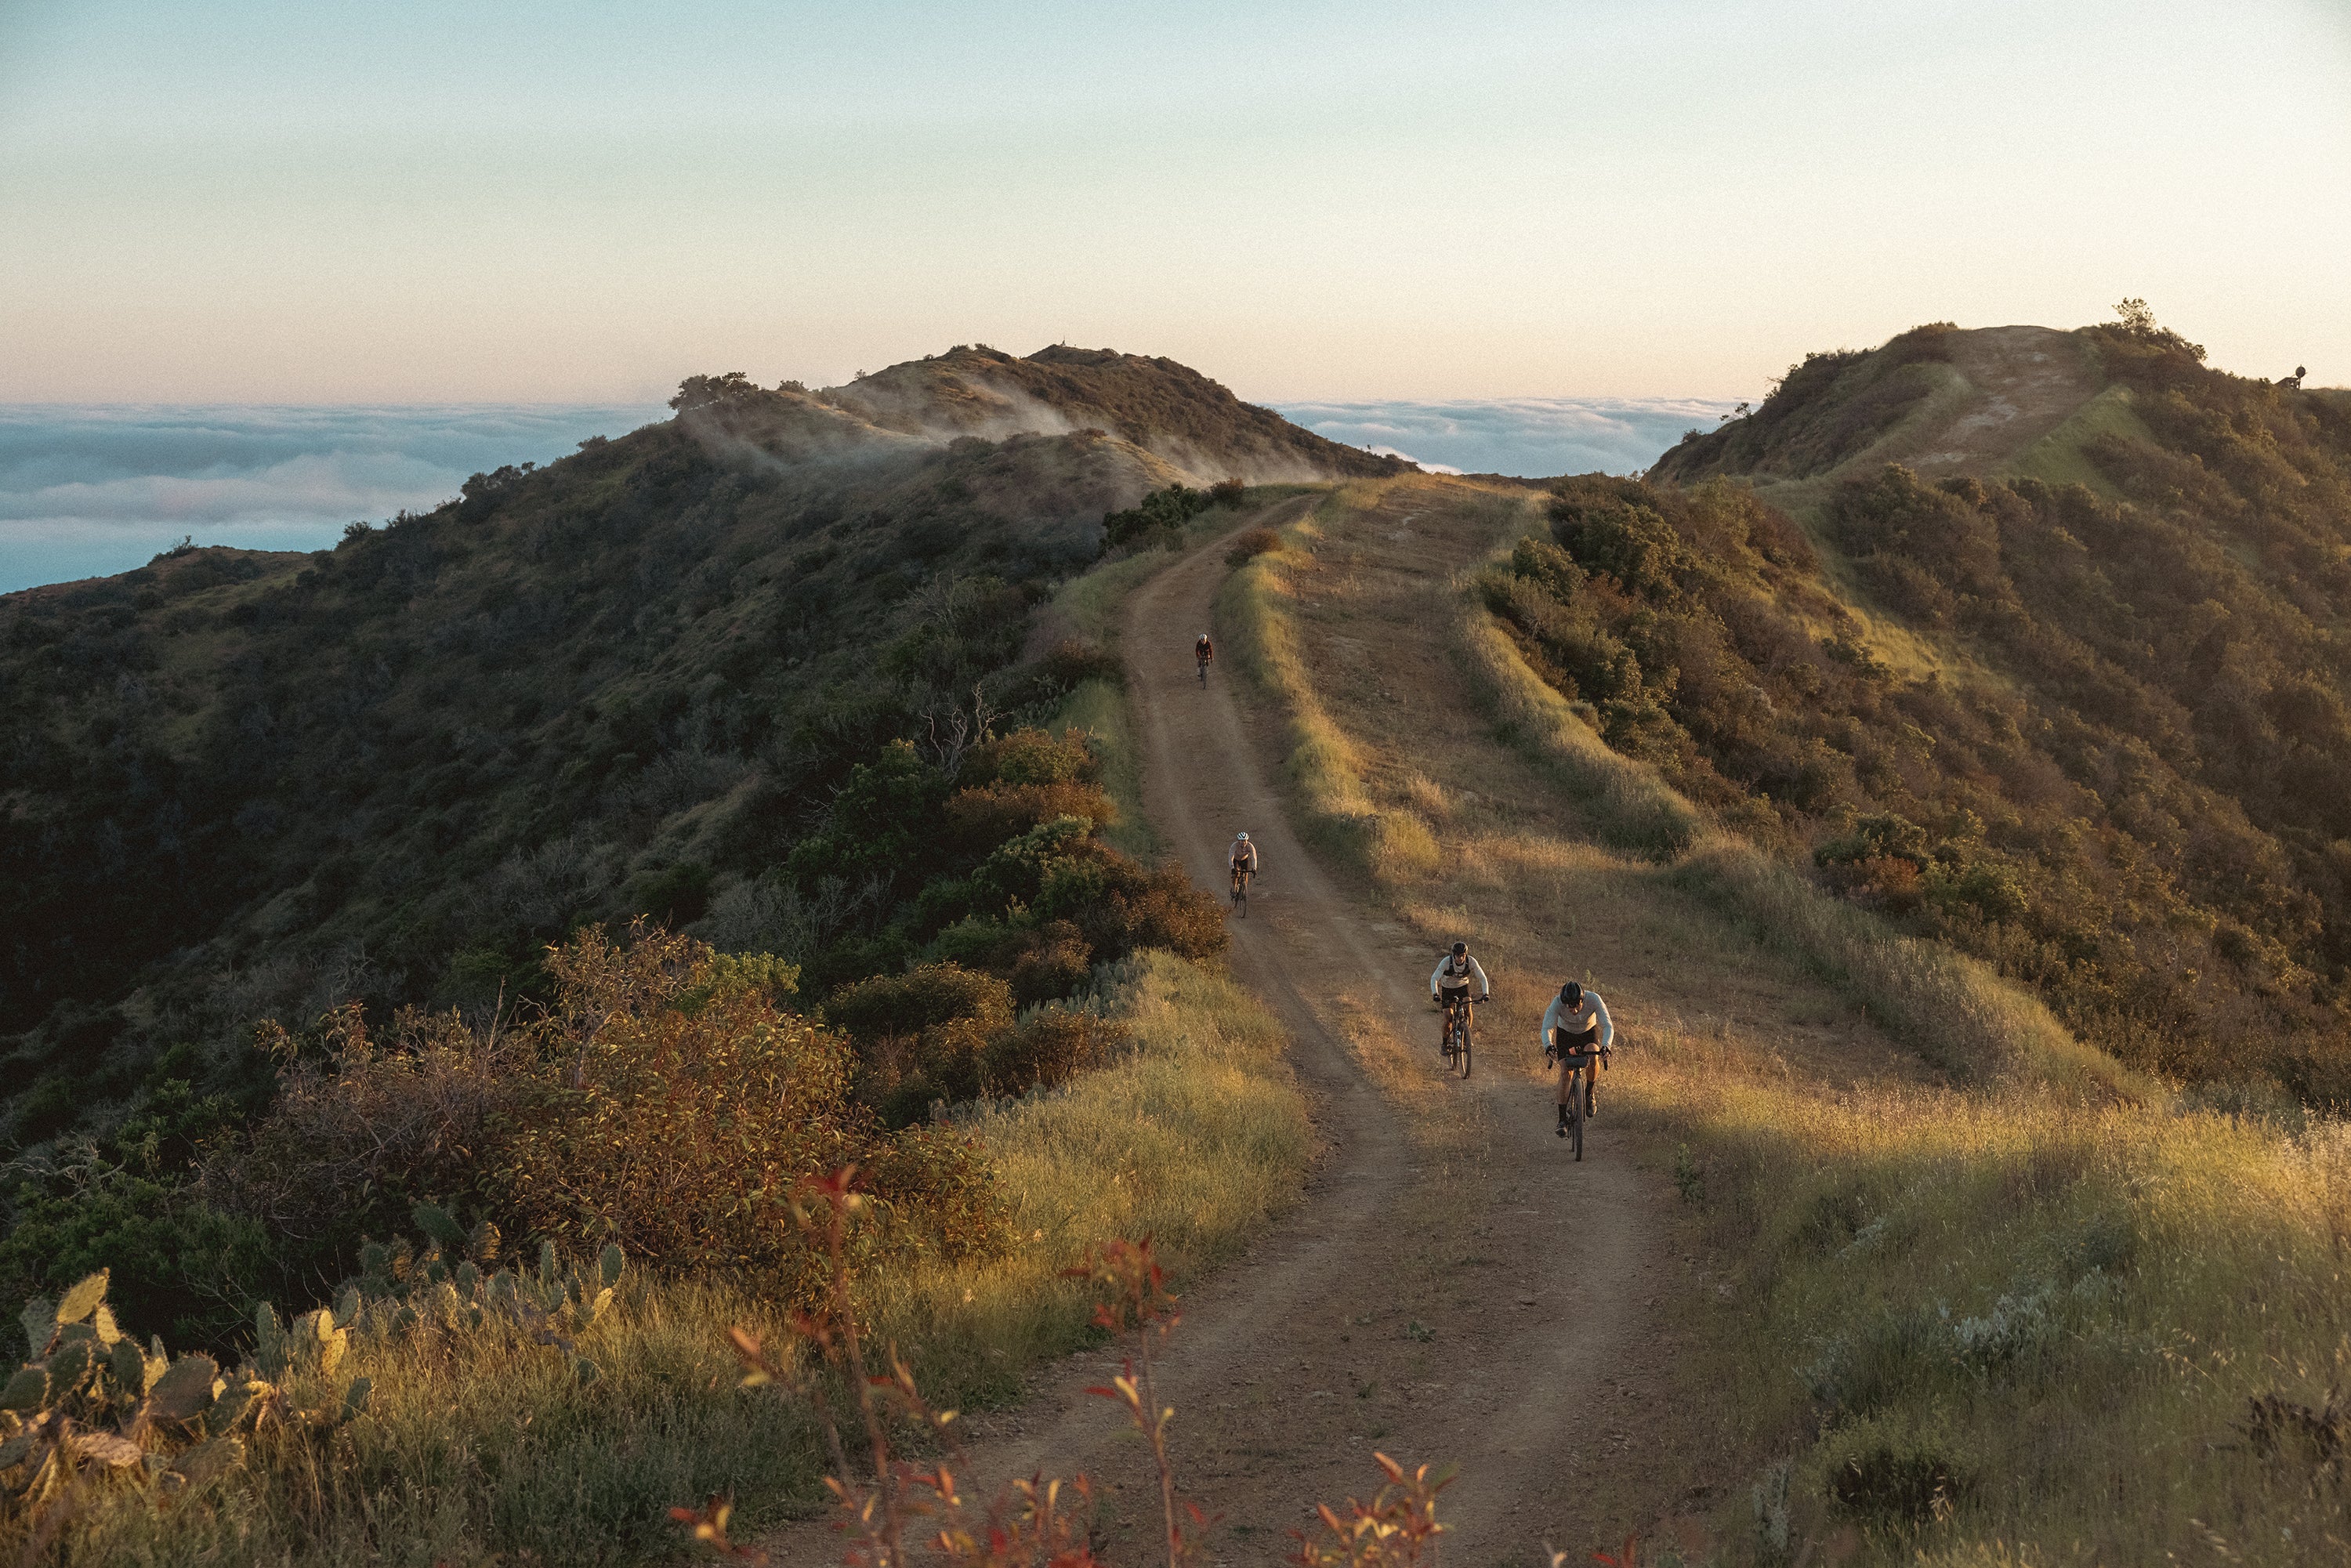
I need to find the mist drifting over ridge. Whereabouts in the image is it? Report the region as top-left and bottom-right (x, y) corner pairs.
(0, 404), (668, 593)
(0, 393), (1738, 594)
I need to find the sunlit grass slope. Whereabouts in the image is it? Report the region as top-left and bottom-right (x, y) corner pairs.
(1632, 1020), (2351, 1566)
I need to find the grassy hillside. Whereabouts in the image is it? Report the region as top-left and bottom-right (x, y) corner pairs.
(0, 351), (1332, 1560)
(1495, 310), (2351, 1103)
(0, 348), (1365, 1342)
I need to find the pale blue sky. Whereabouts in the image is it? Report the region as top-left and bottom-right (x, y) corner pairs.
(3, 1), (2346, 404)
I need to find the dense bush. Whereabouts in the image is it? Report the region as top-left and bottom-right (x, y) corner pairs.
(1225, 526), (1281, 567)
(1102, 483), (1220, 552)
(194, 925), (1009, 1301)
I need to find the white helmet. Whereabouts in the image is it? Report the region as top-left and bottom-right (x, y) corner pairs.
(1236, 831), (1249, 842)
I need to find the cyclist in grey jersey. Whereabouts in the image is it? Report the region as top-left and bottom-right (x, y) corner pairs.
(1541, 980), (1614, 1132)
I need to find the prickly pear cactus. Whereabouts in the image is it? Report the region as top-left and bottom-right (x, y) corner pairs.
(339, 1215), (628, 1384)
(2, 1269), (259, 1513)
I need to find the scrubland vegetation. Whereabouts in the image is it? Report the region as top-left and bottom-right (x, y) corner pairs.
(0, 347), (1328, 1559)
(1485, 309), (2351, 1104)
(2, 944), (1310, 1564)
(1465, 574), (2350, 1555)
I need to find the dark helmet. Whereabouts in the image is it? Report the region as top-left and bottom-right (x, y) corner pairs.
(1561, 981), (1584, 1006)
(1451, 941), (1467, 957)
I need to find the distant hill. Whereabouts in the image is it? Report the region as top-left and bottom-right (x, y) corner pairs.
(1650, 322), (2155, 495)
(816, 344), (1404, 483)
(1492, 311), (2351, 1101)
(0, 343), (1346, 1151)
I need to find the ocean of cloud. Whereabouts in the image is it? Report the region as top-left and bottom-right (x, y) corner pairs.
(1274, 397), (1737, 480)
(2, 397), (1739, 596)
(0, 404), (668, 594)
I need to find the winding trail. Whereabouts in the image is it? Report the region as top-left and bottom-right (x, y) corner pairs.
(768, 494), (1690, 1563)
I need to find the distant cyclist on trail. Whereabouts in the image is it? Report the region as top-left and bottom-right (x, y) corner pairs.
(1230, 831), (1258, 877)
(1542, 980), (1614, 1133)
(1195, 632), (1215, 679)
(1429, 941), (1491, 1052)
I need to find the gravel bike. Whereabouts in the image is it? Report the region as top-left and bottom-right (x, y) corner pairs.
(1440, 992), (1475, 1080)
(1549, 1039), (1611, 1161)
(1229, 862), (1252, 918)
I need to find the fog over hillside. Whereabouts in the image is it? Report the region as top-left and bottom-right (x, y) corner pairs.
(2, 394), (1735, 592)
(0, 404), (667, 592)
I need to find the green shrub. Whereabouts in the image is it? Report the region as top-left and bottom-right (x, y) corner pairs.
(983, 1004), (1128, 1094)
(829, 961), (1016, 1125)
(504, 930), (1005, 1291)
(1101, 483), (1215, 553)
(200, 927), (1007, 1300)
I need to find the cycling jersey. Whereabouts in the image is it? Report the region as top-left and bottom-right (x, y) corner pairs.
(1541, 989), (1614, 1055)
(1230, 839), (1258, 872)
(1429, 953), (1490, 998)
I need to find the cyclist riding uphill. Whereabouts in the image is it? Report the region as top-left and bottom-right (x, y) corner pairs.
(1195, 633), (1215, 668)
(1429, 941), (1491, 1050)
(1542, 980), (1614, 1132)
(1230, 832), (1258, 875)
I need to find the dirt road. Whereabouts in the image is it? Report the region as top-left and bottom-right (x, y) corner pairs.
(1114, 502), (1686, 1560)
(766, 490), (1779, 1564)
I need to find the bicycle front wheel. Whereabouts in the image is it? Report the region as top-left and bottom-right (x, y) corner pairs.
(1457, 1016), (1472, 1079)
(1569, 1080), (1585, 1160)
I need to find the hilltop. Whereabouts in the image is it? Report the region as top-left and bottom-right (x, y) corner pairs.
(817, 343), (1403, 483)
(1497, 310), (2351, 1102)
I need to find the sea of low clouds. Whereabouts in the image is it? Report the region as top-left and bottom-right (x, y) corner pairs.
(0, 404), (668, 594)
(1, 397), (1733, 595)
(1273, 397), (1736, 479)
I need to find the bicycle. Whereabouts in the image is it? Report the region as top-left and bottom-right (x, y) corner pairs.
(1229, 863), (1252, 918)
(1197, 655), (1210, 687)
(1549, 1040), (1611, 1161)
(1439, 992), (1475, 1080)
